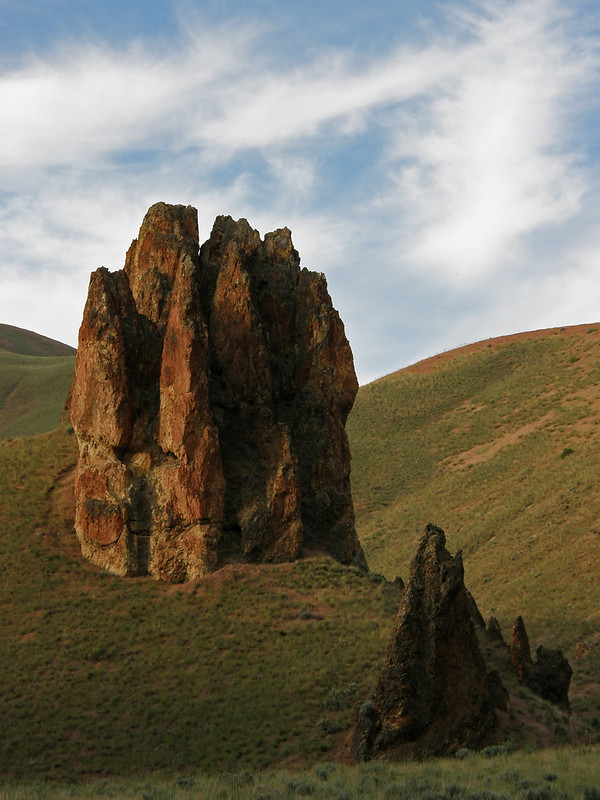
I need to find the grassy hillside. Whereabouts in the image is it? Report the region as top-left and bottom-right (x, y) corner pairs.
(0, 324), (75, 439)
(0, 427), (400, 780)
(348, 323), (600, 656)
(0, 323), (76, 357)
(2, 323), (600, 785)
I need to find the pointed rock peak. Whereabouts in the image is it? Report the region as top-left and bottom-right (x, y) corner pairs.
(123, 202), (200, 326)
(510, 615), (533, 682)
(509, 616), (572, 710)
(487, 616), (506, 644)
(352, 523), (496, 761)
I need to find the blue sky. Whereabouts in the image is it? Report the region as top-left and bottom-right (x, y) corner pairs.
(1, 0), (599, 383)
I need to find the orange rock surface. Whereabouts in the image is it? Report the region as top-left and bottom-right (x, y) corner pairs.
(70, 203), (366, 581)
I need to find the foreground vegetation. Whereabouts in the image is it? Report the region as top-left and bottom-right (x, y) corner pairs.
(2, 745), (600, 799)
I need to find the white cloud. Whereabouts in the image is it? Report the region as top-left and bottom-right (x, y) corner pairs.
(384, 0), (596, 282)
(0, 0), (599, 383)
(0, 25), (257, 173)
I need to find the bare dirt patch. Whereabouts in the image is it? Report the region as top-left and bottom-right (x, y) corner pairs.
(445, 413), (554, 469)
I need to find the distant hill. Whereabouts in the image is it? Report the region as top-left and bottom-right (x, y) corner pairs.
(0, 324), (75, 439)
(348, 322), (600, 658)
(0, 323), (76, 357)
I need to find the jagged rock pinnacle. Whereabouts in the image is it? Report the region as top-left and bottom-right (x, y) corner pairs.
(70, 202), (366, 581)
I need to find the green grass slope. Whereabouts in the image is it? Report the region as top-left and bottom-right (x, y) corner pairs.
(348, 323), (600, 662)
(0, 325), (75, 439)
(3, 323), (600, 784)
(0, 426), (590, 785)
(0, 350), (75, 439)
(0, 428), (399, 780)
(0, 323), (76, 357)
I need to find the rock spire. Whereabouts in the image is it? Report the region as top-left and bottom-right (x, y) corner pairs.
(352, 524), (497, 760)
(70, 202), (366, 581)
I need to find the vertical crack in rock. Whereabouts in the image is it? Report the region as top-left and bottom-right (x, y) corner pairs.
(70, 202), (366, 581)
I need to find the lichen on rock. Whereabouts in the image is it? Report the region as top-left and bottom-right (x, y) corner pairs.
(70, 202), (366, 581)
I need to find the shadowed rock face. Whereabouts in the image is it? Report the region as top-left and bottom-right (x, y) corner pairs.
(352, 523), (496, 761)
(70, 202), (366, 581)
(487, 616), (506, 645)
(510, 616), (572, 710)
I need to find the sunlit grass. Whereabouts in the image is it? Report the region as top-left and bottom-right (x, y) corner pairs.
(0, 350), (75, 438)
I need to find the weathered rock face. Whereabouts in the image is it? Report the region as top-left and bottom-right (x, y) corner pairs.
(70, 202), (366, 581)
(352, 524), (497, 761)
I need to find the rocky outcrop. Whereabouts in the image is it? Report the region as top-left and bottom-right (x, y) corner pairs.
(510, 616), (533, 682)
(487, 616), (506, 645)
(509, 616), (572, 710)
(352, 524), (497, 761)
(532, 646), (572, 710)
(70, 202), (366, 581)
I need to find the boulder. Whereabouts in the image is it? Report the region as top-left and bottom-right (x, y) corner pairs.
(352, 523), (496, 761)
(531, 646), (572, 711)
(70, 203), (366, 581)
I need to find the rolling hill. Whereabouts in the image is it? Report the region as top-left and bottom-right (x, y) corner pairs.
(1, 322), (600, 784)
(348, 323), (600, 654)
(0, 324), (76, 439)
(0, 323), (76, 357)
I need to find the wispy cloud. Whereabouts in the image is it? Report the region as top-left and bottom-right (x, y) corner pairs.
(0, 0), (598, 382)
(388, 0), (596, 282)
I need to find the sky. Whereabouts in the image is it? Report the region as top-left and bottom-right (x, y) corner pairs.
(1, 0), (599, 384)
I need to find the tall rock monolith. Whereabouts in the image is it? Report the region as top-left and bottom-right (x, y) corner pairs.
(70, 202), (366, 581)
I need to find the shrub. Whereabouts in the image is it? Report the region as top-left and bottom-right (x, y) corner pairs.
(525, 786), (552, 800)
(314, 762), (336, 781)
(481, 740), (517, 758)
(323, 683), (360, 711)
(287, 777), (316, 795)
(317, 717), (344, 735)
(224, 770), (253, 786)
(382, 784), (404, 799)
(455, 747), (472, 760)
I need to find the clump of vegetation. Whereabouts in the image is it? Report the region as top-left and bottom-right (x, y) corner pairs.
(0, 744), (591, 800)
